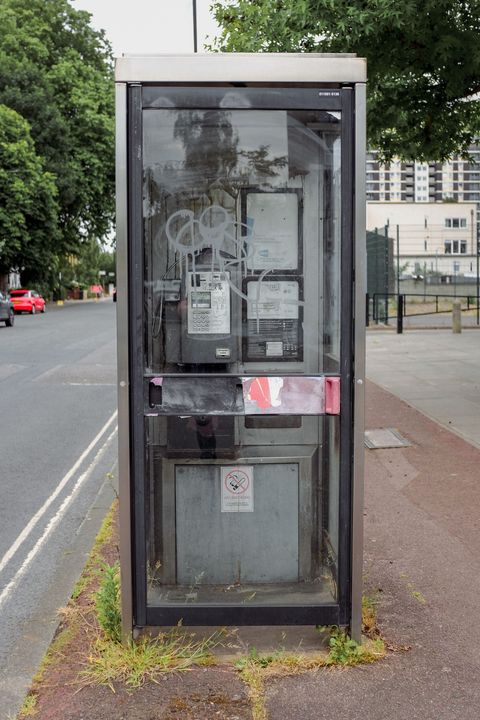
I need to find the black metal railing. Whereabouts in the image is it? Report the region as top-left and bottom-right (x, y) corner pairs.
(367, 293), (480, 333)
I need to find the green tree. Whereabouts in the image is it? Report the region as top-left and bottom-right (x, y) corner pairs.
(0, 0), (114, 257)
(98, 248), (116, 283)
(0, 104), (60, 284)
(57, 240), (115, 293)
(211, 0), (480, 161)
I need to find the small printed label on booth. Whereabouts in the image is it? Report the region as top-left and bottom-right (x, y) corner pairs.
(221, 466), (254, 513)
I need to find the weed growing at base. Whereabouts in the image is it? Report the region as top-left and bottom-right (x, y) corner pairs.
(95, 561), (121, 643)
(87, 556), (221, 688)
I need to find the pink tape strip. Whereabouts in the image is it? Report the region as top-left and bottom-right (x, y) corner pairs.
(325, 377), (340, 415)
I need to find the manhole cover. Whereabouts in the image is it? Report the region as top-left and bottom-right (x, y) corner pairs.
(365, 428), (411, 449)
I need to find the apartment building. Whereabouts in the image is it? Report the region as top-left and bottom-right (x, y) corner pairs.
(366, 144), (480, 279)
(366, 145), (480, 228)
(367, 201), (477, 277)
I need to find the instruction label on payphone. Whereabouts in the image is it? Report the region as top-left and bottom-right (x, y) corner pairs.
(187, 271), (230, 335)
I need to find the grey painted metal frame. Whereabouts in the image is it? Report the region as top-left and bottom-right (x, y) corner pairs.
(115, 53), (366, 84)
(337, 87), (354, 628)
(128, 85), (148, 628)
(115, 82), (133, 638)
(351, 82), (367, 642)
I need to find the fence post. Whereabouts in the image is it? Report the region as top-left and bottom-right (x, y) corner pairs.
(366, 293), (370, 327)
(452, 300), (462, 334)
(397, 294), (404, 334)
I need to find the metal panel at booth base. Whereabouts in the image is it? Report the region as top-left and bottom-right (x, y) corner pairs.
(175, 464), (299, 585)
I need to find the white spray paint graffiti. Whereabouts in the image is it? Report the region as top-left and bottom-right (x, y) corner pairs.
(164, 204), (304, 327)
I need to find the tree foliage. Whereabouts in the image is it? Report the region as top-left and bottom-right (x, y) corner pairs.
(0, 0), (114, 283)
(211, 0), (480, 161)
(0, 104), (60, 283)
(57, 240), (115, 292)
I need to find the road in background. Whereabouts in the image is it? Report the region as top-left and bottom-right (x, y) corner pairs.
(0, 301), (118, 716)
(367, 329), (480, 449)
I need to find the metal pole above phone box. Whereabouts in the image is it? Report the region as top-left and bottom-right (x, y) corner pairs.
(192, 0), (198, 53)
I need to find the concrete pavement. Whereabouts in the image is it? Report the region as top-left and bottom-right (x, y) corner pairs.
(265, 379), (480, 718)
(268, 331), (480, 717)
(367, 329), (480, 449)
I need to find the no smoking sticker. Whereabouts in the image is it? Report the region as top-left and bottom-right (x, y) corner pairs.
(221, 466), (254, 513)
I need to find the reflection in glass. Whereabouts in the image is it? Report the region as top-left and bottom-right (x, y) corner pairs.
(143, 109), (341, 374)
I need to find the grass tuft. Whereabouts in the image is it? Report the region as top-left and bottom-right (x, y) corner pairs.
(70, 500), (118, 602)
(80, 629), (221, 690)
(17, 693), (37, 718)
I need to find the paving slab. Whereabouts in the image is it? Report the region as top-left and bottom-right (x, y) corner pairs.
(367, 330), (480, 448)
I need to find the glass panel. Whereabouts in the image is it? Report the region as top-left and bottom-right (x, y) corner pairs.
(143, 108), (341, 375)
(141, 101), (342, 611)
(145, 414), (339, 607)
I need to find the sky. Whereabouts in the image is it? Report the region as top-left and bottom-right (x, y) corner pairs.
(72, 0), (221, 56)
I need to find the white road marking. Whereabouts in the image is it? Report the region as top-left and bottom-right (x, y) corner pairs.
(32, 364), (62, 383)
(63, 382), (115, 386)
(0, 410), (117, 577)
(0, 426), (118, 609)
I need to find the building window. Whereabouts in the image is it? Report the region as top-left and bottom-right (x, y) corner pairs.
(445, 240), (467, 254)
(445, 218), (467, 228)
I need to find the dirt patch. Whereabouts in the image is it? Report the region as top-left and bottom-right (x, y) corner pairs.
(31, 668), (251, 720)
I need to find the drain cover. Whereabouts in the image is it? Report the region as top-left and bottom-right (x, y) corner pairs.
(365, 428), (411, 449)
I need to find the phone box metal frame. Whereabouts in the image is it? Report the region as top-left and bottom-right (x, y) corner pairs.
(115, 53), (366, 639)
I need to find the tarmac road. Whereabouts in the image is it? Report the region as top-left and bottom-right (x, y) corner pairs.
(0, 300), (118, 717)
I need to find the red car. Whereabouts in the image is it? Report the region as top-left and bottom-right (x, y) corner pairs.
(10, 289), (46, 314)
